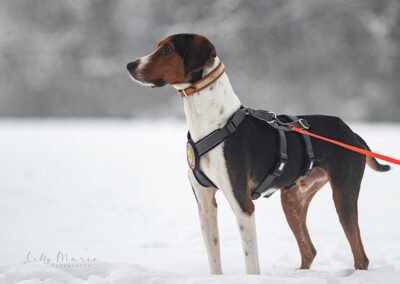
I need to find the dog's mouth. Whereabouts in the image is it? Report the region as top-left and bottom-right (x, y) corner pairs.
(152, 79), (165, 88)
(128, 74), (156, 88)
(128, 73), (165, 88)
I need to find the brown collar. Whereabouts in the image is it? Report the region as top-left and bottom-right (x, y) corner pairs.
(179, 62), (225, 97)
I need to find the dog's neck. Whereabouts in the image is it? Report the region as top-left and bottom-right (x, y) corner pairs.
(173, 57), (241, 142)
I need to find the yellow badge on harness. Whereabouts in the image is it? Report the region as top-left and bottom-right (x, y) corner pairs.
(187, 141), (196, 170)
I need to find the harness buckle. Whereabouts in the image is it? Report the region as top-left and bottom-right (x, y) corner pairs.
(240, 106), (249, 114)
(248, 109), (276, 124)
(273, 156), (288, 176)
(267, 112), (277, 124)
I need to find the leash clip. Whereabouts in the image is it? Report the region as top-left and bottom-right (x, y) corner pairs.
(298, 119), (310, 129)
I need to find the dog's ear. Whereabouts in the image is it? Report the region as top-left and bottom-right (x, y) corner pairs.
(170, 34), (193, 59)
(170, 34), (216, 78)
(184, 35), (216, 77)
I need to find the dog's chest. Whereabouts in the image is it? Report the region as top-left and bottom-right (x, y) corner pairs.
(198, 143), (230, 188)
(182, 73), (241, 192)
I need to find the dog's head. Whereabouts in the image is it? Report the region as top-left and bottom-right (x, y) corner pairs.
(127, 34), (216, 87)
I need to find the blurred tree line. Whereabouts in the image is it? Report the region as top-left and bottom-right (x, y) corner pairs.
(0, 0), (399, 121)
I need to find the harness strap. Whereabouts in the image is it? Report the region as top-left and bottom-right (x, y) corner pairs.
(193, 168), (217, 188)
(302, 134), (315, 175)
(188, 107), (248, 188)
(284, 115), (315, 176)
(251, 129), (288, 200)
(245, 108), (311, 132)
(192, 107), (247, 156)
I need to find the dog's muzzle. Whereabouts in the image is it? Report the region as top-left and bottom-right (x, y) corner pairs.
(127, 60), (140, 74)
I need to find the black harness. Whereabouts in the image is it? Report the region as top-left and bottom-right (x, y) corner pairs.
(186, 106), (315, 200)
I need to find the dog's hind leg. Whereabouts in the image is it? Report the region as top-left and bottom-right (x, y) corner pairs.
(281, 167), (328, 269)
(328, 157), (369, 270)
(189, 171), (222, 274)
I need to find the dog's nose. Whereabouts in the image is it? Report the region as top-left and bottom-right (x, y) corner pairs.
(127, 60), (140, 72)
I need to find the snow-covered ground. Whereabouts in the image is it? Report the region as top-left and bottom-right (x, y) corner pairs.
(0, 119), (399, 284)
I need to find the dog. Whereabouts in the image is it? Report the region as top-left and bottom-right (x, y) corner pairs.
(127, 33), (390, 274)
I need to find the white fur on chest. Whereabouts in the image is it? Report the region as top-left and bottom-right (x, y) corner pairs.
(175, 58), (241, 141)
(174, 58), (241, 189)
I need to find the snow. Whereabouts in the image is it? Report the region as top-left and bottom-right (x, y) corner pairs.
(0, 119), (399, 284)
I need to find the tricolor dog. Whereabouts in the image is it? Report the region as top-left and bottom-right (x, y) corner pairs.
(126, 33), (390, 274)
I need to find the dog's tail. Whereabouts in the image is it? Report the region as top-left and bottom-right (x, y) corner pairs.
(354, 133), (391, 172)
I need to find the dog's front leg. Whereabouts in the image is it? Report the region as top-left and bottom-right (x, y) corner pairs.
(223, 191), (260, 274)
(189, 171), (222, 274)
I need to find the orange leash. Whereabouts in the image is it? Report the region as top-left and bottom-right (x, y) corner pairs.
(290, 126), (400, 166)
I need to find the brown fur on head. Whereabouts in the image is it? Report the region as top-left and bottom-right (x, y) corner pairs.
(127, 34), (217, 87)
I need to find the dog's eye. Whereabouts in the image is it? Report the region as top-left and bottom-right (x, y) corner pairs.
(161, 45), (172, 55)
